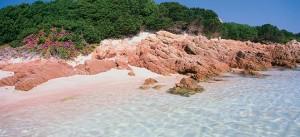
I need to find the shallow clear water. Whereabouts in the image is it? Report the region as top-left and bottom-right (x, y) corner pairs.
(0, 69), (300, 137)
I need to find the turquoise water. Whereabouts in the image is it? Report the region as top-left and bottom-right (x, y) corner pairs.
(0, 69), (300, 137)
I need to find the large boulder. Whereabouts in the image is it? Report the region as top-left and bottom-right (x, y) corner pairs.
(0, 76), (19, 87)
(143, 78), (158, 85)
(82, 60), (117, 75)
(176, 77), (200, 90)
(168, 77), (204, 97)
(0, 60), (75, 91)
(139, 78), (158, 90)
(231, 50), (272, 71)
(269, 46), (297, 68)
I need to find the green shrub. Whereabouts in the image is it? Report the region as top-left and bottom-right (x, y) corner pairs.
(55, 47), (72, 59)
(10, 40), (22, 48)
(0, 0), (298, 49)
(38, 36), (46, 44)
(222, 23), (258, 41)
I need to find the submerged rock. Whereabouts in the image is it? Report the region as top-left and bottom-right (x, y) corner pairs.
(152, 85), (165, 90)
(238, 69), (267, 78)
(128, 71), (135, 76)
(139, 85), (151, 90)
(168, 77), (204, 97)
(143, 78), (158, 85)
(139, 78), (159, 90)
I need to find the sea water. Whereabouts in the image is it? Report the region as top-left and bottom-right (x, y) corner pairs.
(0, 69), (299, 137)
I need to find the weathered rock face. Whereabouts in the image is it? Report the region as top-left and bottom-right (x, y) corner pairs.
(288, 41), (300, 64)
(269, 45), (298, 68)
(89, 31), (300, 82)
(231, 50), (272, 71)
(132, 31), (299, 78)
(1, 31), (300, 91)
(0, 59), (75, 91)
(0, 58), (122, 91)
(77, 59), (117, 75)
(126, 31), (232, 81)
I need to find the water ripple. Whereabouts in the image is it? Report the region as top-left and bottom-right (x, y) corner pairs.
(0, 70), (300, 137)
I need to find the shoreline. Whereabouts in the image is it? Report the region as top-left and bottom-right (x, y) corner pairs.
(0, 65), (299, 137)
(0, 31), (299, 104)
(0, 67), (183, 113)
(1, 65), (298, 114)
(1, 31), (299, 92)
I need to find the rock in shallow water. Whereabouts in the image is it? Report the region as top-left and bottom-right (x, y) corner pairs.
(139, 78), (159, 90)
(234, 69), (269, 78)
(168, 77), (204, 97)
(127, 71), (135, 76)
(143, 78), (158, 85)
(152, 85), (165, 90)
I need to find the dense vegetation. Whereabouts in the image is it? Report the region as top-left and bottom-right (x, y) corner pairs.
(0, 0), (223, 49)
(0, 0), (299, 55)
(222, 23), (300, 43)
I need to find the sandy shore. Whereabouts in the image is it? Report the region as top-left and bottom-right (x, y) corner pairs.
(0, 70), (14, 79)
(0, 67), (183, 113)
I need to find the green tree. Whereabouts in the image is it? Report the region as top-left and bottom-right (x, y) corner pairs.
(0, 0), (298, 48)
(256, 24), (285, 43)
(159, 2), (189, 22)
(222, 23), (257, 41)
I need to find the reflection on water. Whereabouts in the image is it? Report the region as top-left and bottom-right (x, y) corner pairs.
(0, 70), (300, 137)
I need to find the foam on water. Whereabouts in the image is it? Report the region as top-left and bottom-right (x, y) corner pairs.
(0, 70), (300, 137)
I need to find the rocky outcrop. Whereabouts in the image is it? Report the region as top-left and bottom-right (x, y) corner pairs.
(126, 31), (232, 81)
(269, 45), (297, 68)
(230, 50), (272, 71)
(1, 31), (299, 91)
(75, 59), (117, 75)
(168, 77), (204, 97)
(0, 59), (75, 91)
(287, 40), (300, 63)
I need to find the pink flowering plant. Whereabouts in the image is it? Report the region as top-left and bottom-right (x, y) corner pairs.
(23, 28), (86, 59)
